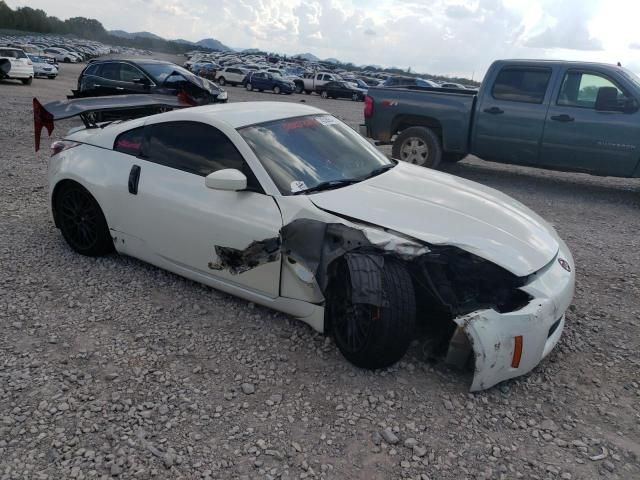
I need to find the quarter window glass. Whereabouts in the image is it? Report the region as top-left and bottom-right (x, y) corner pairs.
(558, 71), (626, 108)
(146, 121), (245, 176)
(114, 127), (144, 156)
(492, 67), (551, 104)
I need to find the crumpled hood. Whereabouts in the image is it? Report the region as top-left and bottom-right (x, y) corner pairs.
(309, 162), (559, 276)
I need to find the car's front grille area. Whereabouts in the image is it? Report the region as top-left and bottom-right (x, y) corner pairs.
(548, 317), (562, 338)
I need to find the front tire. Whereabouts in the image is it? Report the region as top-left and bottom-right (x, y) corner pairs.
(54, 183), (114, 257)
(328, 258), (416, 369)
(273, 85), (281, 94)
(320, 90), (328, 99)
(392, 126), (442, 168)
(22, 77), (33, 85)
(218, 77), (226, 86)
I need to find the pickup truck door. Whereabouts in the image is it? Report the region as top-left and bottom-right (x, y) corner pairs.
(540, 68), (640, 176)
(473, 66), (554, 165)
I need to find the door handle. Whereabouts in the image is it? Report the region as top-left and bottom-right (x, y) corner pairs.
(115, 87), (124, 91)
(550, 114), (574, 122)
(128, 165), (141, 195)
(483, 107), (504, 115)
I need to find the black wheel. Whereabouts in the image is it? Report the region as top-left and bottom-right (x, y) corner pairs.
(294, 82), (303, 94)
(22, 77), (33, 85)
(273, 85), (281, 94)
(218, 77), (226, 86)
(64, 57), (71, 63)
(351, 93), (359, 101)
(320, 90), (328, 99)
(392, 126), (442, 168)
(328, 258), (415, 369)
(55, 183), (114, 256)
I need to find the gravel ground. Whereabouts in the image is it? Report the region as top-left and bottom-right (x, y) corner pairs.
(1, 56), (639, 480)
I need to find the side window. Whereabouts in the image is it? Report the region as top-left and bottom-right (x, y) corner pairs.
(99, 63), (120, 80)
(114, 127), (144, 156)
(492, 67), (551, 104)
(119, 64), (143, 82)
(83, 64), (99, 76)
(146, 121), (245, 176)
(558, 71), (627, 108)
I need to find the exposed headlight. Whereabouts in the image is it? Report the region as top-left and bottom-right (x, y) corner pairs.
(217, 90), (228, 100)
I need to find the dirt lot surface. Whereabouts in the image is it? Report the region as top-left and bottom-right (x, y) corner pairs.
(1, 55), (639, 480)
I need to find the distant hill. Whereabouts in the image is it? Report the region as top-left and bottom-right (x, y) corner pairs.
(295, 53), (320, 62)
(195, 38), (231, 51)
(173, 38), (196, 45)
(324, 58), (339, 64)
(109, 30), (163, 41)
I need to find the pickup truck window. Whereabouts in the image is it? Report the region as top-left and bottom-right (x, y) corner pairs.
(557, 71), (627, 109)
(491, 67), (551, 104)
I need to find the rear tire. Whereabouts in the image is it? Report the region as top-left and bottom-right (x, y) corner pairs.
(321, 90), (328, 99)
(22, 77), (33, 85)
(392, 126), (442, 168)
(328, 258), (416, 369)
(54, 182), (114, 257)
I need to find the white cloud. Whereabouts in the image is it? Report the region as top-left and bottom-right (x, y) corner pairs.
(6, 0), (640, 77)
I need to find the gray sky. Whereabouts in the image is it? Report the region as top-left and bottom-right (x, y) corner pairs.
(8, 0), (640, 78)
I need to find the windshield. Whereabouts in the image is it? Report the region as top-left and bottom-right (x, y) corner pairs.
(621, 68), (640, 90)
(139, 62), (196, 83)
(239, 115), (393, 195)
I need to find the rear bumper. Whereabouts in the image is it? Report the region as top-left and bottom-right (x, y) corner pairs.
(454, 238), (575, 391)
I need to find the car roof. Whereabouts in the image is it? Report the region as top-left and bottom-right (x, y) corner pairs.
(150, 101), (326, 129)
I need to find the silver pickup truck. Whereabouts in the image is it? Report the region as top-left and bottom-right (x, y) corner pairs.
(361, 59), (640, 178)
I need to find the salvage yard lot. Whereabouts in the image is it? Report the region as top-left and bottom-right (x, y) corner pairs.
(1, 56), (639, 480)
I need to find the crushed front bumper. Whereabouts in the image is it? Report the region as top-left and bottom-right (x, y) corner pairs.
(452, 239), (575, 391)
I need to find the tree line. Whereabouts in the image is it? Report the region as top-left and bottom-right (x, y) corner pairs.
(0, 1), (200, 54)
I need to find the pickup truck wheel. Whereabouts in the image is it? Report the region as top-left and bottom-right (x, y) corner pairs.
(327, 258), (416, 370)
(295, 83), (303, 94)
(321, 91), (328, 99)
(393, 127), (442, 168)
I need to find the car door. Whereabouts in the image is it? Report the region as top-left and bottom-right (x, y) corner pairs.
(473, 65), (554, 165)
(114, 120), (283, 297)
(117, 63), (151, 94)
(540, 68), (640, 176)
(92, 62), (121, 95)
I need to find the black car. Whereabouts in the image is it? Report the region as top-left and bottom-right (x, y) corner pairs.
(318, 81), (367, 101)
(72, 59), (227, 104)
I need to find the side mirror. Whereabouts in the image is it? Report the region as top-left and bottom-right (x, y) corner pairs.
(205, 169), (247, 191)
(595, 86), (619, 111)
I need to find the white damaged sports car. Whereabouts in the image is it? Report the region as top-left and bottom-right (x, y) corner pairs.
(41, 98), (575, 391)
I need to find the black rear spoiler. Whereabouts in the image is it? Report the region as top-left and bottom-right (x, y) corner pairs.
(33, 94), (194, 151)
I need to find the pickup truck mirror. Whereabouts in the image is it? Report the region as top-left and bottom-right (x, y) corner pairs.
(595, 87), (620, 112)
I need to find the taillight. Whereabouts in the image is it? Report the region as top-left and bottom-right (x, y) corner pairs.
(50, 140), (79, 156)
(364, 95), (374, 118)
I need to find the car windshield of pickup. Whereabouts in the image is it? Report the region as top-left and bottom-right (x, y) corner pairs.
(239, 115), (395, 195)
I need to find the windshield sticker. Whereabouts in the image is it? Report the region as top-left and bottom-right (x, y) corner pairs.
(282, 118), (319, 131)
(290, 180), (308, 193)
(316, 115), (340, 126)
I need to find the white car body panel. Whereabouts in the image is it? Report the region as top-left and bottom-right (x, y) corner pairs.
(50, 102), (575, 391)
(31, 59), (57, 77)
(309, 161), (559, 276)
(216, 68), (248, 85)
(0, 48), (34, 79)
